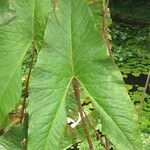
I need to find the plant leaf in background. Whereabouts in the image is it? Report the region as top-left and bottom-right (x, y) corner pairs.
(28, 0), (142, 149)
(0, 124), (27, 150)
(0, 0), (51, 125)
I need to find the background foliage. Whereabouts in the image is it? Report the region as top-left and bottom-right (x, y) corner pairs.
(0, 0), (149, 150)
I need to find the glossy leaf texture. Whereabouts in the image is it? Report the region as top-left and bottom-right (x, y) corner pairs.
(0, 0), (51, 125)
(28, 0), (142, 149)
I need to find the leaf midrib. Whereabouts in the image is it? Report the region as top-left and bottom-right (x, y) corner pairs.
(70, 1), (75, 76)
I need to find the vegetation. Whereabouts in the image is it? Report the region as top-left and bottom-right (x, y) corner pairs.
(0, 0), (149, 150)
(110, 0), (150, 24)
(111, 22), (150, 147)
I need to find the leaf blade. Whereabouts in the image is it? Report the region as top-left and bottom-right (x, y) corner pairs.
(28, 0), (142, 149)
(0, 0), (51, 124)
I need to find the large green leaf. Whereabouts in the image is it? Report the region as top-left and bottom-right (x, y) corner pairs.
(28, 0), (142, 149)
(0, 0), (51, 125)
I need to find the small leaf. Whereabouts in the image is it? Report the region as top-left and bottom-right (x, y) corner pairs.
(125, 84), (133, 90)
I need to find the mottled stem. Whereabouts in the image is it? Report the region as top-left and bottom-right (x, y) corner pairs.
(99, 0), (114, 62)
(72, 77), (94, 150)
